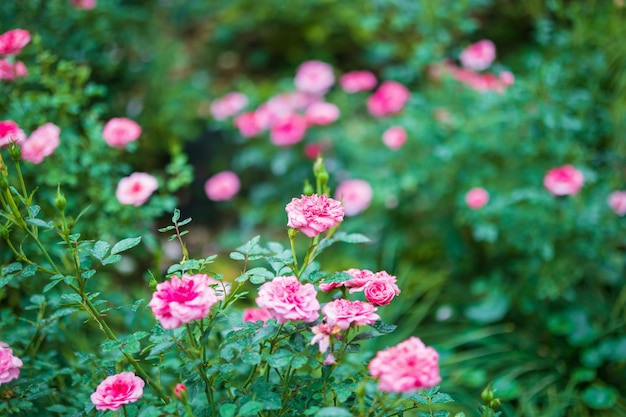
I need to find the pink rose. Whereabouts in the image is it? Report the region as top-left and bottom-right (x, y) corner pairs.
(342, 268), (376, 292)
(256, 276), (320, 323)
(286, 194), (345, 238)
(543, 165), (584, 196)
(382, 126), (407, 150)
(465, 187), (489, 209)
(294, 60), (335, 95)
(210, 92), (248, 120)
(242, 307), (272, 324)
(71, 0), (97, 9)
(334, 180), (373, 216)
(102, 117), (141, 148)
(339, 70), (377, 93)
(322, 298), (380, 330)
(0, 120), (26, 147)
(608, 191), (626, 216)
(363, 279), (401, 306)
(460, 39), (496, 71)
(500, 70), (515, 86)
(270, 114), (308, 146)
(367, 81), (410, 117)
(90, 372), (144, 411)
(116, 172), (158, 206)
(369, 337), (441, 393)
(20, 123), (61, 164)
(234, 111), (262, 138)
(0, 342), (23, 385)
(204, 171), (240, 201)
(0, 59), (27, 81)
(148, 274), (219, 329)
(305, 102), (340, 126)
(0, 29), (31, 56)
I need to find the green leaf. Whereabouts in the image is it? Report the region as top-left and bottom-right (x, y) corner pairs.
(238, 400), (264, 416)
(323, 271), (353, 284)
(432, 393), (454, 404)
(582, 386), (618, 409)
(178, 217), (192, 226)
(314, 407), (352, 417)
(102, 254), (122, 265)
(92, 241), (110, 260)
(26, 218), (52, 228)
(241, 351), (262, 365)
(337, 232), (370, 244)
(20, 264), (38, 278)
(237, 235), (261, 254)
(219, 404), (236, 417)
(351, 330), (381, 341)
(172, 208), (181, 223)
(81, 269), (96, 279)
(267, 349), (292, 368)
(27, 204), (41, 218)
(2, 262), (22, 275)
(372, 320), (397, 334)
(43, 278), (63, 293)
(111, 236), (142, 255)
(158, 225), (175, 232)
(230, 252), (246, 261)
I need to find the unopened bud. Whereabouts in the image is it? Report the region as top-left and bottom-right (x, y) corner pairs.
(173, 383), (187, 400)
(0, 175), (8, 191)
(481, 385), (494, 403)
(8, 142), (21, 162)
(288, 228), (298, 239)
(54, 185), (66, 211)
(0, 224), (9, 239)
(303, 180), (313, 196)
(149, 274), (158, 292)
(489, 399), (501, 409)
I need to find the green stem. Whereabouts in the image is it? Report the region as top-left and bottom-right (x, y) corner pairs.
(13, 161), (28, 201)
(288, 231), (299, 274)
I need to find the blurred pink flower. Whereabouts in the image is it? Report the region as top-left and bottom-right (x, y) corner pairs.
(334, 179), (373, 216)
(339, 70), (377, 93)
(543, 165), (584, 196)
(363, 278), (401, 306)
(210, 92), (248, 120)
(149, 274), (218, 329)
(0, 120), (26, 147)
(305, 102), (340, 126)
(323, 353), (336, 365)
(310, 322), (341, 353)
(71, 0), (97, 9)
(294, 60), (335, 95)
(173, 383), (186, 399)
(0, 341), (23, 385)
(0, 59), (27, 81)
(0, 29), (31, 56)
(382, 126), (407, 150)
(234, 111), (262, 137)
(322, 298), (380, 330)
(460, 39), (496, 71)
(270, 114), (308, 146)
(286, 194), (344, 238)
(303, 142), (327, 160)
(367, 81), (410, 117)
(608, 191), (626, 216)
(368, 337), (441, 393)
(115, 172), (158, 206)
(20, 123), (61, 164)
(447, 64), (509, 93)
(242, 307), (272, 324)
(500, 70), (515, 86)
(465, 187), (489, 209)
(256, 276), (320, 323)
(90, 372), (144, 411)
(204, 171), (240, 201)
(102, 117), (141, 148)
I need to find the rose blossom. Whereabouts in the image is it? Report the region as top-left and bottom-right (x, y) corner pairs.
(242, 307), (272, 324)
(0, 29), (31, 56)
(90, 372), (144, 411)
(294, 60), (335, 95)
(0, 59), (27, 81)
(465, 187), (489, 209)
(339, 70), (377, 93)
(367, 81), (410, 117)
(382, 126), (407, 150)
(149, 274), (219, 329)
(270, 113), (308, 146)
(322, 298), (380, 330)
(256, 276), (320, 323)
(460, 39), (496, 71)
(71, 0), (97, 9)
(305, 102), (340, 126)
(210, 92), (248, 120)
(363, 279), (401, 306)
(234, 111), (262, 137)
(116, 172), (158, 206)
(341, 268), (375, 292)
(368, 336), (441, 393)
(608, 191), (626, 216)
(543, 165), (585, 196)
(102, 117), (141, 148)
(334, 179), (373, 216)
(310, 322), (341, 353)
(286, 194), (344, 238)
(0, 120), (26, 147)
(204, 171), (240, 201)
(0, 342), (23, 385)
(20, 122), (61, 164)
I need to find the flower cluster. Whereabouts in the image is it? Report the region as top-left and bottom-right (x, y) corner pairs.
(0, 28), (30, 82)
